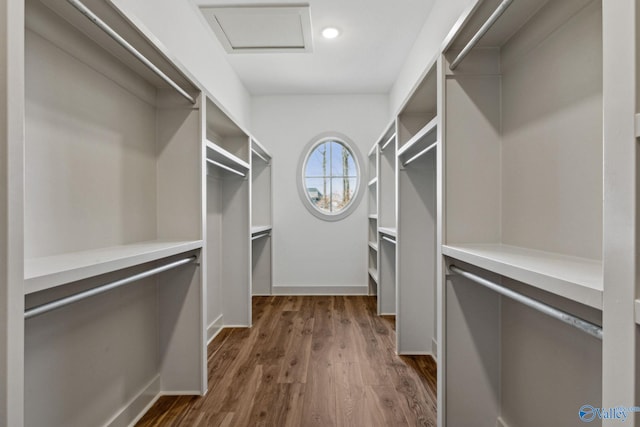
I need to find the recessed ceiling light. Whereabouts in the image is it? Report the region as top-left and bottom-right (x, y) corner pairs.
(322, 27), (340, 39)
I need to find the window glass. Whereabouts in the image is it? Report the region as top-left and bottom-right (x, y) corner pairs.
(301, 139), (360, 217)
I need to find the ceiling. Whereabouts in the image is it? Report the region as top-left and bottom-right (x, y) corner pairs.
(193, 0), (436, 95)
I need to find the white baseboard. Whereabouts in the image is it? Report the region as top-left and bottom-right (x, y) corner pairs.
(252, 293), (272, 296)
(380, 312), (396, 316)
(158, 390), (204, 396)
(397, 351), (434, 357)
(207, 313), (224, 345)
(105, 375), (160, 427)
(272, 285), (369, 295)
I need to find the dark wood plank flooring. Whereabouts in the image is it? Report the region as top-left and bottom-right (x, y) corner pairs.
(137, 296), (437, 426)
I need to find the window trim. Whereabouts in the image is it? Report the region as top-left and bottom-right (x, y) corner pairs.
(296, 132), (365, 221)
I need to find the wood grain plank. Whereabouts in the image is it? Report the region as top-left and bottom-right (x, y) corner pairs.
(366, 385), (411, 426)
(301, 356), (336, 426)
(334, 361), (366, 427)
(205, 412), (235, 427)
(277, 315), (314, 383)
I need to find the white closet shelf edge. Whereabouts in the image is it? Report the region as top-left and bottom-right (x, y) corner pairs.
(378, 227), (397, 238)
(251, 225), (273, 235)
(25, 240), (203, 295)
(251, 139), (272, 160)
(396, 116), (438, 157)
(443, 243), (603, 310)
(206, 139), (250, 171)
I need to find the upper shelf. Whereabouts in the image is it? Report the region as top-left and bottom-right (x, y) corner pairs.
(251, 225), (272, 235)
(397, 117), (438, 166)
(251, 138), (272, 164)
(206, 140), (250, 176)
(443, 243), (603, 310)
(25, 240), (203, 295)
(378, 227), (397, 238)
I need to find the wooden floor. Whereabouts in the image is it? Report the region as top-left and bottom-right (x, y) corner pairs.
(137, 296), (437, 426)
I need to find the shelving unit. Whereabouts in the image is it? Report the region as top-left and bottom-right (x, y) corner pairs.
(396, 61), (438, 355)
(250, 138), (273, 296)
(439, 0), (604, 425)
(376, 123), (397, 316)
(205, 97), (251, 338)
(367, 143), (379, 295)
(20, 0), (205, 425)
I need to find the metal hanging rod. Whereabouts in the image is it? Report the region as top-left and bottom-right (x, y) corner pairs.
(381, 236), (396, 245)
(25, 256), (197, 320)
(380, 133), (396, 152)
(449, 0), (514, 70)
(448, 265), (603, 340)
(403, 141), (438, 167)
(251, 232), (270, 241)
(206, 158), (246, 177)
(67, 0), (196, 104)
(251, 148), (269, 163)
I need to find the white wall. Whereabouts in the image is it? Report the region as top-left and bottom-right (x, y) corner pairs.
(389, 0), (474, 116)
(251, 95), (388, 294)
(111, 0), (251, 129)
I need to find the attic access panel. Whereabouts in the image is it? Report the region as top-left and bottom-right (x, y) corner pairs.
(200, 4), (313, 53)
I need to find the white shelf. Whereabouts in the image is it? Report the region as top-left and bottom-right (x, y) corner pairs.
(368, 177), (378, 187)
(251, 225), (272, 235)
(635, 300), (640, 325)
(251, 138), (272, 162)
(369, 241), (378, 251)
(397, 116), (438, 158)
(369, 214), (378, 220)
(380, 132), (396, 151)
(378, 227), (397, 238)
(443, 244), (603, 310)
(25, 240), (203, 295)
(206, 139), (250, 172)
(369, 268), (379, 284)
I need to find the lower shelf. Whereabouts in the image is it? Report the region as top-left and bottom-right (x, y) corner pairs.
(25, 240), (203, 295)
(443, 243), (603, 310)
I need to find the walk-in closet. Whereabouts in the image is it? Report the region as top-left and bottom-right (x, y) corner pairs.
(1, 0), (638, 425)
